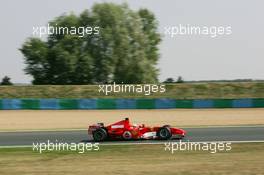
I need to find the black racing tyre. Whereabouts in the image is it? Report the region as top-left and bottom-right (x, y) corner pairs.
(93, 128), (108, 141)
(157, 127), (172, 140)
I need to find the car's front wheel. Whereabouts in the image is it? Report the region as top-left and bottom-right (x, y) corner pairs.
(93, 128), (108, 141)
(122, 131), (132, 140)
(157, 127), (172, 140)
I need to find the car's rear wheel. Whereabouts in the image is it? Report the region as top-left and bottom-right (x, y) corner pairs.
(93, 128), (107, 141)
(157, 127), (172, 140)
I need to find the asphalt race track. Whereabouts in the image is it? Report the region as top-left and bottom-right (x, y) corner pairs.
(0, 127), (264, 146)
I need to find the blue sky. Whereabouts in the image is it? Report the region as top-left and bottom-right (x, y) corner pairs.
(0, 0), (263, 83)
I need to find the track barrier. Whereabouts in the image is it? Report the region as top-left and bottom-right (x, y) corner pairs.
(0, 98), (263, 110)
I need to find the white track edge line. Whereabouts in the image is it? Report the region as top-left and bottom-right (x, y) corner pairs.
(1, 140), (264, 148)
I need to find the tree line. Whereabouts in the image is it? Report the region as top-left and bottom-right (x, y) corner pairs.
(20, 3), (161, 85)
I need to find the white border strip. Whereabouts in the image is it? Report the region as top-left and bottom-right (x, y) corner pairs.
(0, 145), (32, 148)
(1, 140), (264, 148)
(96, 140), (264, 146)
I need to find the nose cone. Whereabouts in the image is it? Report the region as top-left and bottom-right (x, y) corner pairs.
(177, 128), (186, 136)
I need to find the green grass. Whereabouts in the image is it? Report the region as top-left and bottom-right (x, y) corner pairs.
(0, 143), (264, 175)
(0, 82), (263, 99)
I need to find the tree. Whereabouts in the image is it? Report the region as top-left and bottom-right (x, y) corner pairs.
(176, 76), (184, 83)
(164, 78), (174, 83)
(20, 3), (161, 84)
(0, 76), (13, 85)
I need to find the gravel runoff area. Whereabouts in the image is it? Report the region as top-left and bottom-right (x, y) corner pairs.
(0, 108), (263, 131)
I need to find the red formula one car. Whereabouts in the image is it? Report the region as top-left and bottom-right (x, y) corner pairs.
(88, 118), (186, 141)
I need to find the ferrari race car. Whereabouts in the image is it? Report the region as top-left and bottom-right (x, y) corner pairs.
(88, 118), (186, 141)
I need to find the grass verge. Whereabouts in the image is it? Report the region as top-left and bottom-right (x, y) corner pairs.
(0, 82), (263, 99)
(0, 143), (263, 175)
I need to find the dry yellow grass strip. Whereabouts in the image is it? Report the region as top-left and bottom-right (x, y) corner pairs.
(0, 108), (263, 131)
(0, 143), (264, 175)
